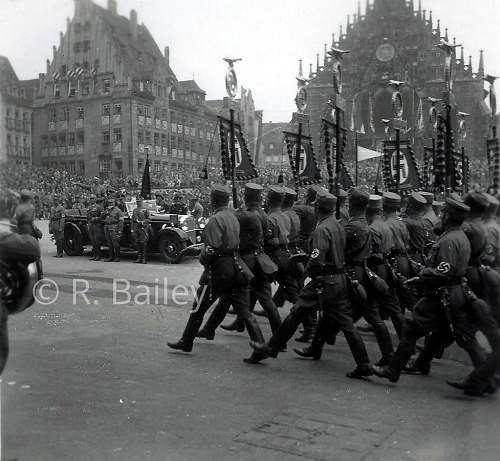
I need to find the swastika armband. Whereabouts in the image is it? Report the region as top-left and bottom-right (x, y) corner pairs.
(311, 249), (320, 259)
(437, 261), (451, 274)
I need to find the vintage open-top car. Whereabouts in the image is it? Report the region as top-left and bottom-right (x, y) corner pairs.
(63, 200), (204, 263)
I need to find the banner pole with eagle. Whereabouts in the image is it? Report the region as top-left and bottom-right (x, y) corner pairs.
(218, 57), (258, 202)
(283, 75), (321, 193)
(223, 57), (242, 208)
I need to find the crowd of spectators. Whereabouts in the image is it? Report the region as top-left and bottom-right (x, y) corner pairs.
(0, 157), (493, 218)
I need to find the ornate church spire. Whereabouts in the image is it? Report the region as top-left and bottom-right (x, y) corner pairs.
(298, 59), (303, 78)
(316, 53), (320, 73)
(478, 49), (485, 77)
(309, 63), (313, 79)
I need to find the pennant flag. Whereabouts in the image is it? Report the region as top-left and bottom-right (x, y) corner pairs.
(357, 145), (383, 162)
(382, 140), (422, 193)
(218, 116), (258, 181)
(283, 131), (321, 185)
(140, 154), (152, 200)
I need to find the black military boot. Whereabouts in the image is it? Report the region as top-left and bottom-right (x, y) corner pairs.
(221, 318), (245, 333)
(167, 315), (202, 352)
(135, 248), (142, 263)
(402, 358), (430, 375)
(94, 248), (101, 261)
(293, 345), (322, 360)
(371, 365), (399, 382)
(248, 340), (278, 359)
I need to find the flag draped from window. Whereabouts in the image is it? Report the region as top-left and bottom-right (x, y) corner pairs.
(218, 116), (258, 181)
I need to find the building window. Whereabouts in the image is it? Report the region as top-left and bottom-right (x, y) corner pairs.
(78, 161), (85, 174)
(68, 132), (75, 146)
(81, 80), (90, 96)
(99, 158), (111, 173)
(74, 22), (82, 33)
(113, 103), (121, 114)
(68, 161), (75, 173)
(50, 133), (57, 145)
(58, 133), (66, 146)
(103, 79), (111, 94)
(102, 131), (110, 144)
(68, 81), (77, 97)
(76, 131), (84, 145)
(62, 107), (69, 120)
(113, 128), (122, 142)
(138, 132), (144, 144)
(41, 135), (49, 147)
(54, 84), (61, 98)
(74, 42), (82, 53)
(161, 134), (167, 146)
(144, 106), (151, 117)
(83, 40), (91, 52)
(102, 104), (110, 115)
(83, 21), (91, 32)
(145, 131), (151, 145)
(154, 132), (159, 146)
(49, 108), (57, 121)
(76, 107), (84, 119)
(19, 88), (26, 99)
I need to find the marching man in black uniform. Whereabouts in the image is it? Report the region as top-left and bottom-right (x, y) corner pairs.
(247, 192), (372, 379)
(197, 183), (282, 338)
(371, 198), (485, 384)
(295, 189), (394, 366)
(132, 196), (150, 264)
(168, 185), (265, 354)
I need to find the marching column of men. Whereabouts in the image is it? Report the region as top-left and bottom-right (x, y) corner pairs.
(169, 182), (500, 397)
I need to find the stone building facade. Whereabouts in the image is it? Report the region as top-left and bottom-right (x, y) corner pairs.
(303, 0), (491, 161)
(260, 122), (288, 165)
(0, 57), (36, 165)
(31, 0), (176, 178)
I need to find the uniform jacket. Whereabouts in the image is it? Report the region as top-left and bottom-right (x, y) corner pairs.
(305, 215), (346, 278)
(49, 205), (66, 234)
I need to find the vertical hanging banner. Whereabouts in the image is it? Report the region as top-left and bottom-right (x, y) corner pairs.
(383, 140), (422, 193)
(218, 116), (258, 181)
(487, 137), (500, 190)
(283, 131), (321, 185)
(321, 118), (354, 191)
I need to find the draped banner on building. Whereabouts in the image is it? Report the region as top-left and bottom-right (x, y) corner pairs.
(218, 116), (258, 181)
(283, 131), (321, 185)
(382, 140), (422, 193)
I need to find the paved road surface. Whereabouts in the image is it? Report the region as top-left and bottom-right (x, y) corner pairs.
(1, 223), (499, 460)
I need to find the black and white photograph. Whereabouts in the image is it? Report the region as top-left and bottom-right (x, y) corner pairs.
(0, 0), (499, 459)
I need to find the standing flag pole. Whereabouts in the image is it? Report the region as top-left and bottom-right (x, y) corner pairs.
(223, 57), (242, 208)
(388, 80), (407, 194)
(436, 40), (461, 197)
(327, 47), (350, 220)
(355, 128), (359, 187)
